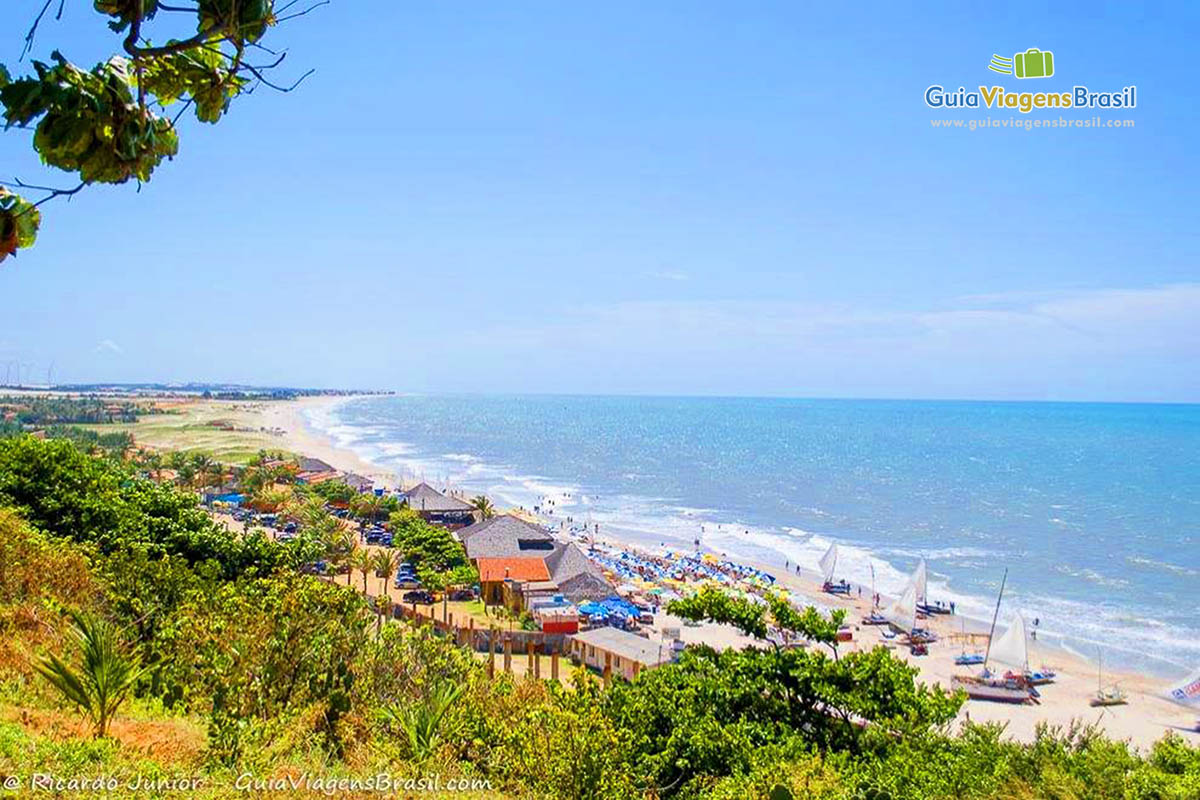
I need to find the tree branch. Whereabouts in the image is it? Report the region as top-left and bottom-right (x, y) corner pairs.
(243, 63), (314, 93)
(1, 178), (85, 217)
(22, 0), (66, 60)
(126, 30), (225, 59)
(276, 1), (331, 24)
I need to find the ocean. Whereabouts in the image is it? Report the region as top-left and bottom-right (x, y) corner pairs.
(306, 395), (1200, 677)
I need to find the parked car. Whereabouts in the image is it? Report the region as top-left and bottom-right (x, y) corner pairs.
(402, 590), (435, 605)
(394, 575), (421, 590)
(283, 521), (297, 534)
(447, 587), (477, 601)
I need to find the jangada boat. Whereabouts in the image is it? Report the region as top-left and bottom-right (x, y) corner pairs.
(881, 570), (932, 643)
(954, 616), (985, 666)
(861, 563), (887, 624)
(953, 673), (1039, 704)
(819, 544), (852, 594)
(952, 569), (1039, 705)
(1024, 668), (1057, 686)
(908, 627), (938, 644)
(1090, 650), (1127, 707)
(1090, 685), (1128, 707)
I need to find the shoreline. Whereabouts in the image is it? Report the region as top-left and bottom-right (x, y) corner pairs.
(153, 394), (1200, 749)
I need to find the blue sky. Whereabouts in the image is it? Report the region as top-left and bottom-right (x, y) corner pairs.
(2, 1), (1197, 400)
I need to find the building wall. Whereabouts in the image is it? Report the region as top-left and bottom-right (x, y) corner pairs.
(481, 580), (505, 605)
(571, 639), (640, 681)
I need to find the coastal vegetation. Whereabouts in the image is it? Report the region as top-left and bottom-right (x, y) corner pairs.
(0, 433), (1197, 798)
(0, 395), (154, 425)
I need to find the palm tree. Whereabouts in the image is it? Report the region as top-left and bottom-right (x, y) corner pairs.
(351, 545), (372, 593)
(388, 681), (466, 760)
(373, 550), (399, 598)
(252, 486), (292, 514)
(351, 493), (383, 528)
(323, 528), (354, 582)
(240, 463), (284, 495)
(294, 497), (333, 530)
(176, 463), (196, 489)
(190, 453), (215, 489)
(35, 610), (145, 739)
(141, 450), (163, 481)
(470, 495), (496, 520)
(205, 460), (228, 490)
(375, 595), (393, 636)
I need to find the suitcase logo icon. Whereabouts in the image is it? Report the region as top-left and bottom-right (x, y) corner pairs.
(988, 48), (1055, 79)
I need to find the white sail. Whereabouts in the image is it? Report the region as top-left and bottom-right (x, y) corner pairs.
(912, 558), (928, 606)
(988, 614), (1029, 670)
(884, 582), (917, 632)
(819, 543), (838, 583)
(1165, 670), (1200, 708)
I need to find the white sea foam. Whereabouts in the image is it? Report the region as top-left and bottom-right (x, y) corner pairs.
(1127, 555), (1200, 577)
(303, 401), (1199, 676)
(1016, 593), (1200, 674)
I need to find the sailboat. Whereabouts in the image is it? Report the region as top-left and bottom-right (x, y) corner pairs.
(909, 558), (938, 615)
(1024, 633), (1058, 686)
(883, 582), (917, 631)
(951, 569), (1038, 704)
(862, 562), (888, 625)
(1090, 650), (1127, 707)
(882, 581), (929, 654)
(879, 560), (937, 640)
(954, 616), (985, 665)
(820, 543), (851, 595)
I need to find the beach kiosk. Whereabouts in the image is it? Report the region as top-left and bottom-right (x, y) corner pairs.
(567, 627), (674, 681)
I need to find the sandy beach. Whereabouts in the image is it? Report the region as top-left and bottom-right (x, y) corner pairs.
(145, 394), (1200, 750)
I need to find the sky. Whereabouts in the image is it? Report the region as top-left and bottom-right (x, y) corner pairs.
(1, 1), (1197, 401)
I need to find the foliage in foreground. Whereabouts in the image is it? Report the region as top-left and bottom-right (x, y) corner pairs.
(1, 1), (318, 261)
(34, 610), (145, 739)
(0, 434), (1198, 799)
(0, 436), (284, 577)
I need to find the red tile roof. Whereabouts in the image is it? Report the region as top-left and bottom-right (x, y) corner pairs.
(476, 557), (550, 583)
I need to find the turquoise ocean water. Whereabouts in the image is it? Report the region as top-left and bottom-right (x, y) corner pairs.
(307, 395), (1199, 676)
